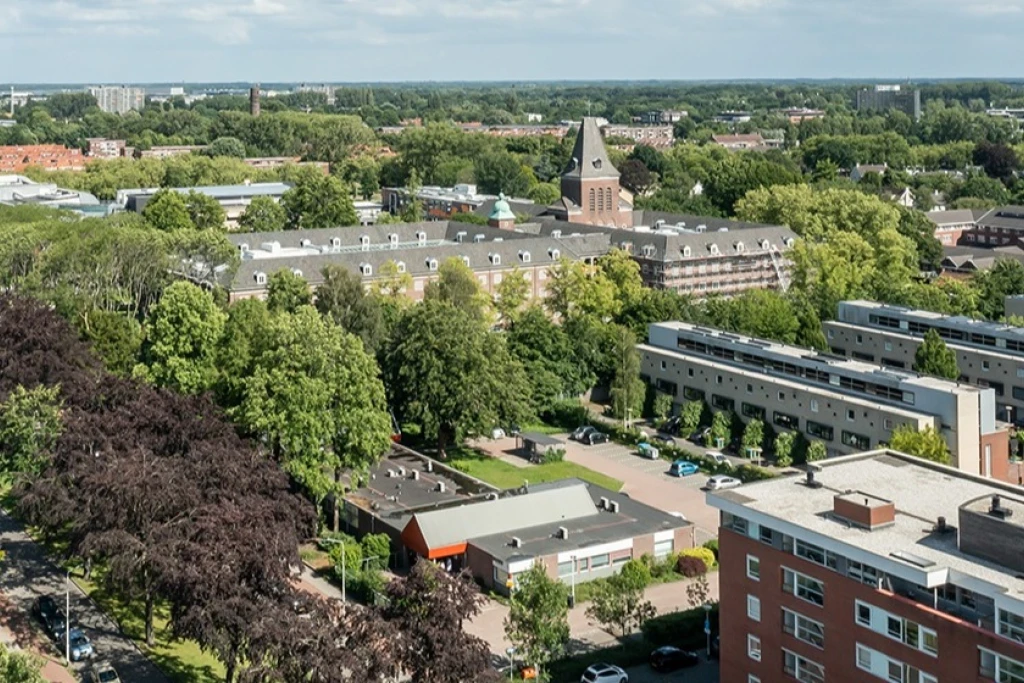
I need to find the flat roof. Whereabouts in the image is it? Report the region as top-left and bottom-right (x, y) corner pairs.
(841, 300), (1024, 343)
(470, 479), (690, 563)
(519, 432), (563, 447)
(708, 450), (1024, 599)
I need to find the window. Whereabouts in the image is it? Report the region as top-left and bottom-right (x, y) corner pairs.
(254, 271), (267, 285)
(490, 253), (501, 265)
(742, 403), (765, 420)
(654, 539), (673, 557)
(984, 360), (991, 371)
(783, 649), (825, 683)
(660, 360), (667, 371)
(810, 399), (819, 413)
(858, 601), (938, 657)
(724, 513), (749, 535)
(683, 387), (705, 401)
(360, 263), (372, 276)
(396, 261), (406, 274)
(999, 609), (1024, 644)
(857, 334), (864, 345)
(716, 374), (723, 385)
(774, 412), (799, 430)
(736, 241), (745, 253)
(980, 649), (1024, 683)
(557, 560), (573, 577)
(842, 431), (871, 450)
(885, 342), (893, 352)
(549, 248), (560, 260)
(858, 644), (873, 670)
(857, 603), (872, 626)
(519, 251), (531, 263)
(778, 391), (786, 401)
(416, 231), (427, 245)
(847, 408), (856, 421)
(747, 595), (761, 621)
(589, 188), (596, 211)
(783, 608), (825, 649)
(712, 395), (735, 411)
(331, 237), (342, 248)
(759, 526), (774, 545)
(747, 634), (761, 661)
(848, 560), (879, 587)
(597, 189), (605, 212)
(749, 677), (760, 683)
(590, 554), (610, 569)
(795, 540), (838, 569)
(426, 258), (439, 271)
(747, 555), (760, 580)
(783, 568), (824, 606)
(807, 421), (833, 441)
(747, 383), (754, 394)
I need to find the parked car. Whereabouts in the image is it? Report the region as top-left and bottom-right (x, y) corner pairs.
(706, 474), (742, 491)
(68, 627), (95, 661)
(652, 433), (675, 446)
(705, 451), (729, 465)
(571, 425), (597, 441)
(586, 431), (609, 445)
(669, 460), (700, 477)
(34, 596), (66, 640)
(689, 427), (711, 443)
(581, 663), (628, 683)
(86, 661), (120, 683)
(649, 645), (700, 672)
(637, 442), (660, 460)
(662, 416), (681, 434)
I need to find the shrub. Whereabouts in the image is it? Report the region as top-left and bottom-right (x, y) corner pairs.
(676, 555), (707, 578)
(681, 547), (716, 573)
(542, 447), (566, 463)
(702, 539), (719, 560)
(619, 558), (652, 590)
(653, 392), (673, 421)
(361, 533), (391, 570)
(736, 464), (776, 483)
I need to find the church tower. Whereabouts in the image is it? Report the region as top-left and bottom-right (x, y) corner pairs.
(553, 117), (633, 228)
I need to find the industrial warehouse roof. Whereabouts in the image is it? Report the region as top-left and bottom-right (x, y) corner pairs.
(401, 483), (599, 558)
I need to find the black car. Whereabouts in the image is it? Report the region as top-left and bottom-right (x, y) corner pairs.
(586, 432), (609, 445)
(34, 595), (66, 639)
(650, 646), (700, 672)
(652, 433), (675, 446)
(662, 416), (681, 435)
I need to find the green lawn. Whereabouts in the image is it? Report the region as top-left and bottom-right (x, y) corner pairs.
(449, 448), (623, 491)
(73, 574), (225, 683)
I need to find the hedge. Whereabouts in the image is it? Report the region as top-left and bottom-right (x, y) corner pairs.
(679, 547), (716, 573)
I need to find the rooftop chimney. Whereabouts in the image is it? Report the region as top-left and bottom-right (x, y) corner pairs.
(990, 495), (1014, 520)
(511, 536), (522, 548)
(557, 526), (569, 540)
(436, 482), (446, 493)
(833, 491), (896, 530)
(608, 500), (620, 513)
(804, 470), (824, 489)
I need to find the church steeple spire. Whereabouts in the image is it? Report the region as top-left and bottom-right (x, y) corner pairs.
(562, 117), (620, 181)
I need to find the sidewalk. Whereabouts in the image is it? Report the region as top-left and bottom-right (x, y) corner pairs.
(0, 594), (76, 683)
(465, 573), (721, 658)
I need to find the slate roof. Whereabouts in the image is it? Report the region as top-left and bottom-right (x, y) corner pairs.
(926, 209), (987, 226)
(562, 117), (619, 180)
(408, 483), (599, 552)
(976, 206), (1024, 231)
(941, 245), (1024, 271)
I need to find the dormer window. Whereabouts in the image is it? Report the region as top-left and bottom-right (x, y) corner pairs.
(331, 237), (341, 248)
(389, 233), (399, 248)
(416, 231), (427, 246)
(426, 258), (438, 271)
(709, 244), (720, 255)
(238, 243), (249, 252)
(760, 239), (771, 250)
(642, 244), (656, 258)
(682, 246), (692, 258)
(551, 229), (562, 238)
(784, 238), (795, 248)
(300, 238), (312, 247)
(548, 248), (560, 259)
(735, 241), (744, 253)
(254, 271), (267, 285)
(490, 253), (501, 265)
(473, 234), (485, 243)
(360, 235), (370, 250)
(593, 158), (603, 170)
(396, 261), (406, 274)
(461, 256), (470, 267)
(455, 231), (467, 243)
(519, 251), (531, 263)
(292, 269), (303, 277)
(360, 263), (372, 276)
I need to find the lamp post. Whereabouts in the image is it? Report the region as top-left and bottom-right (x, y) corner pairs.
(316, 538), (387, 603)
(65, 570), (70, 665)
(505, 647), (516, 682)
(703, 603), (713, 658)
(569, 554), (578, 607)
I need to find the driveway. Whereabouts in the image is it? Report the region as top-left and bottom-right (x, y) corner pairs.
(0, 511), (169, 683)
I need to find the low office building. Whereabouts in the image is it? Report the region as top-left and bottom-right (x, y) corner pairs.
(138, 145), (207, 159)
(712, 134), (766, 151)
(0, 145), (85, 173)
(118, 182), (291, 229)
(221, 217), (610, 303)
(381, 184), (522, 221)
(601, 125), (675, 148)
(640, 321), (1008, 478)
(638, 110), (688, 125)
(927, 208), (986, 246)
(710, 449), (1024, 683)
(826, 300), (1024, 428)
(0, 174), (100, 209)
(341, 448), (691, 593)
(86, 138), (127, 159)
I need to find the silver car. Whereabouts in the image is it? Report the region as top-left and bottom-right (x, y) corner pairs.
(706, 474), (742, 491)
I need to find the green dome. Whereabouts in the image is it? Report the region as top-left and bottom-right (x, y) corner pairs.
(489, 193), (516, 222)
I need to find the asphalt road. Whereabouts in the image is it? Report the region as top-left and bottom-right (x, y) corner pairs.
(0, 510), (170, 683)
(625, 657), (720, 683)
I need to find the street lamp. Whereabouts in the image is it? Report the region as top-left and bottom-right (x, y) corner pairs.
(65, 570), (70, 665)
(316, 538), (386, 603)
(703, 602), (713, 658)
(505, 646), (516, 682)
(569, 554), (578, 607)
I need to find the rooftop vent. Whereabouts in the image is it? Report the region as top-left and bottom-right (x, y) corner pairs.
(411, 470), (420, 481)
(990, 495), (1014, 520)
(608, 500), (620, 514)
(487, 493), (499, 501)
(599, 497), (610, 510)
(511, 536), (522, 548)
(804, 470), (824, 489)
(385, 469), (396, 478)
(436, 482), (446, 493)
(557, 526), (569, 539)
(426, 461), (434, 473)
(397, 466), (406, 477)
(934, 516), (953, 534)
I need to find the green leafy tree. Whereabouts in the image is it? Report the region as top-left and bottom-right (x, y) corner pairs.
(424, 257), (491, 322)
(0, 642), (44, 683)
(652, 393), (673, 422)
(913, 329), (960, 380)
(609, 327), (645, 420)
(376, 259), (413, 299)
(585, 560), (656, 640)
(707, 411), (731, 448)
(975, 260), (1024, 319)
(385, 300), (532, 457)
(600, 248), (645, 309)
(742, 419), (764, 456)
(136, 281), (226, 394)
(280, 173), (358, 229)
(184, 190), (226, 230)
(142, 189), (194, 232)
(360, 533), (391, 570)
(238, 196), (287, 233)
(680, 400), (703, 436)
(0, 385), (63, 480)
(507, 307), (592, 416)
(79, 309), (144, 376)
(204, 136), (247, 159)
(495, 267), (530, 326)
(266, 269), (312, 314)
(474, 150), (534, 197)
(315, 265), (386, 355)
(774, 431), (796, 468)
(890, 425), (951, 464)
(232, 306), (392, 511)
(546, 257), (618, 321)
(526, 183), (560, 205)
(504, 563), (570, 677)
(806, 440), (827, 463)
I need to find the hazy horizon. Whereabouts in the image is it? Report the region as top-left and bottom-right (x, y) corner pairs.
(3, 0), (1024, 83)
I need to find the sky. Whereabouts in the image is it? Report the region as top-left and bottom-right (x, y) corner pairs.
(3, 0), (1024, 83)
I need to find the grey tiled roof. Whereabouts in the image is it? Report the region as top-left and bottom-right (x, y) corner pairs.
(926, 209), (987, 226)
(562, 117), (620, 180)
(976, 206), (1024, 231)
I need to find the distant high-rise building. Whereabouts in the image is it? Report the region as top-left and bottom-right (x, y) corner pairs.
(86, 86), (145, 115)
(250, 85), (261, 117)
(295, 83), (336, 106)
(855, 84), (922, 120)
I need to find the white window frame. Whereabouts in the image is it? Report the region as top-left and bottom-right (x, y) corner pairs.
(783, 567), (824, 607)
(747, 634), (761, 661)
(783, 648), (825, 683)
(746, 554), (760, 581)
(396, 261), (406, 274)
(747, 594), (761, 622)
(783, 608), (825, 649)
